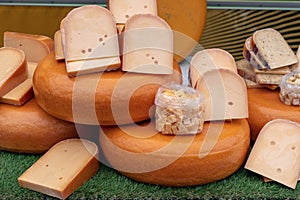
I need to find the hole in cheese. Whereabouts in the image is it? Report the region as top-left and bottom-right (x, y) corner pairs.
(59, 177), (63, 180)
(125, 14), (130, 18)
(228, 102), (234, 106)
(81, 50), (86, 54)
(277, 168), (282, 173)
(291, 146), (296, 150)
(270, 141), (276, 145)
(88, 48), (92, 53)
(144, 4), (148, 9)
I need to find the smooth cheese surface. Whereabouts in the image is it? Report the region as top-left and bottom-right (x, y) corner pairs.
(122, 14), (173, 74)
(4, 32), (54, 63)
(18, 139), (99, 199)
(54, 30), (64, 61)
(108, 0), (157, 24)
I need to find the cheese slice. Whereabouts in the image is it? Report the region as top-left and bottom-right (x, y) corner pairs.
(4, 32), (54, 63)
(18, 139), (99, 199)
(108, 0), (157, 24)
(195, 68), (248, 121)
(0, 47), (28, 97)
(61, 5), (121, 76)
(122, 14), (173, 74)
(54, 30), (64, 61)
(243, 36), (267, 70)
(190, 48), (237, 88)
(245, 119), (300, 189)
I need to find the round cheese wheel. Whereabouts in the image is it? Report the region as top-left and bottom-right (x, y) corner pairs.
(100, 119), (250, 186)
(0, 99), (78, 153)
(33, 53), (182, 126)
(248, 88), (300, 141)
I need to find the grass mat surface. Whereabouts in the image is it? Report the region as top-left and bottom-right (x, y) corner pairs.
(0, 150), (299, 200)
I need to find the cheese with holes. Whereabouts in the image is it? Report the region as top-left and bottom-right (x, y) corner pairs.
(4, 32), (54, 63)
(61, 5), (121, 76)
(54, 30), (64, 61)
(0, 47), (28, 97)
(18, 139), (99, 199)
(122, 14), (173, 74)
(245, 119), (300, 189)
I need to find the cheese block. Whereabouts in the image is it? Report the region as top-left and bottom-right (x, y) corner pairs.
(245, 119), (300, 189)
(251, 28), (298, 70)
(195, 68), (248, 121)
(108, 0), (157, 24)
(100, 119), (250, 186)
(4, 32), (54, 63)
(0, 99), (78, 153)
(33, 52), (182, 125)
(61, 5), (121, 76)
(18, 139), (99, 199)
(122, 14), (173, 74)
(0, 47), (28, 97)
(190, 48), (237, 89)
(243, 36), (267, 70)
(54, 30), (64, 61)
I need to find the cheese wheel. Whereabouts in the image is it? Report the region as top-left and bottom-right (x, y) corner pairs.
(100, 119), (250, 186)
(33, 52), (182, 126)
(247, 88), (300, 141)
(0, 99), (78, 153)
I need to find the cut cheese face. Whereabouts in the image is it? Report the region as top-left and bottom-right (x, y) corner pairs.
(18, 139), (99, 199)
(4, 32), (54, 63)
(54, 30), (64, 61)
(243, 37), (267, 70)
(122, 14), (173, 74)
(108, 0), (157, 24)
(245, 119), (300, 189)
(61, 5), (121, 75)
(195, 68), (248, 121)
(0, 47), (28, 97)
(190, 48), (237, 88)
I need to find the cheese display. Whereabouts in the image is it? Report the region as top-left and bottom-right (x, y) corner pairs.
(3, 32), (54, 63)
(154, 84), (205, 135)
(100, 119), (250, 186)
(0, 47), (28, 97)
(245, 119), (300, 189)
(18, 139), (99, 199)
(122, 14), (173, 74)
(61, 5), (121, 76)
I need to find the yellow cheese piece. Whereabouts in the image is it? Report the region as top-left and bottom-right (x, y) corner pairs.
(122, 14), (173, 74)
(54, 30), (64, 61)
(18, 139), (99, 199)
(245, 119), (300, 189)
(108, 0), (157, 24)
(61, 5), (121, 76)
(3, 32), (54, 63)
(195, 68), (248, 121)
(190, 48), (237, 88)
(0, 47), (28, 97)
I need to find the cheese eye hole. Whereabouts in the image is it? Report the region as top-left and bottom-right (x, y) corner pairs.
(144, 4), (148, 9)
(228, 102), (234, 106)
(125, 15), (130, 18)
(81, 50), (86, 54)
(277, 168), (282, 173)
(292, 146), (296, 150)
(99, 38), (103, 42)
(88, 48), (92, 52)
(154, 60), (158, 65)
(270, 141), (276, 145)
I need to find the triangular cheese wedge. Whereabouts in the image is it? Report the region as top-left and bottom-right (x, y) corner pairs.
(61, 5), (121, 76)
(122, 14), (173, 74)
(245, 119), (300, 189)
(190, 48), (237, 88)
(195, 68), (248, 121)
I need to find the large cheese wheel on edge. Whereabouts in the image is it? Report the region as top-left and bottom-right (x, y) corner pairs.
(248, 88), (300, 141)
(100, 119), (250, 186)
(0, 99), (78, 153)
(33, 52), (182, 126)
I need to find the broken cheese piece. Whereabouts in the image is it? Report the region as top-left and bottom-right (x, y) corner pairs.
(245, 119), (300, 189)
(4, 32), (54, 63)
(122, 14), (173, 74)
(0, 47), (28, 97)
(18, 139), (99, 199)
(61, 5), (121, 76)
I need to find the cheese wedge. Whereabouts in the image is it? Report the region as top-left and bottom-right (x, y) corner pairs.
(108, 0), (157, 24)
(243, 36), (267, 70)
(18, 139), (99, 199)
(122, 14), (173, 74)
(245, 119), (300, 189)
(0, 47), (28, 97)
(4, 32), (54, 63)
(54, 30), (64, 61)
(61, 5), (121, 76)
(195, 68), (248, 121)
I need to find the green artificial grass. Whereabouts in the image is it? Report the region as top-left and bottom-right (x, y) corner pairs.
(0, 150), (299, 200)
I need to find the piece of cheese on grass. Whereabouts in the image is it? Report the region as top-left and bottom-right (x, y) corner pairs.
(190, 48), (237, 88)
(61, 5), (121, 76)
(245, 119), (300, 189)
(4, 32), (54, 63)
(0, 47), (28, 97)
(108, 0), (157, 24)
(122, 14), (173, 74)
(54, 30), (64, 61)
(18, 139), (99, 199)
(195, 68), (248, 121)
